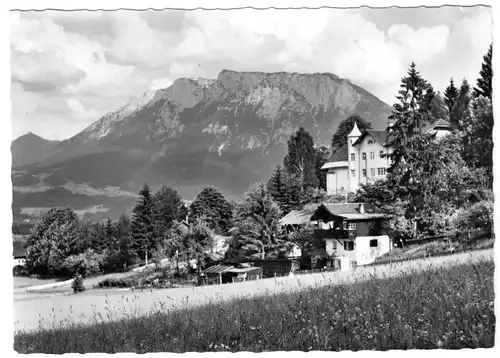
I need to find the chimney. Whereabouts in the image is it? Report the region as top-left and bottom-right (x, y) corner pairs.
(359, 203), (365, 214)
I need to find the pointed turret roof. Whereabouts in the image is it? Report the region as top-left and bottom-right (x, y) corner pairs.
(347, 122), (362, 137)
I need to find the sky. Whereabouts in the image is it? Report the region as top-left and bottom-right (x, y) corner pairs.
(10, 6), (492, 141)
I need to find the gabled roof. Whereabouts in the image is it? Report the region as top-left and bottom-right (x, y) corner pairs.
(279, 209), (316, 226)
(352, 130), (390, 147)
(332, 213), (392, 221)
(321, 161), (348, 170)
(202, 265), (234, 274)
(425, 118), (452, 133)
(13, 240), (26, 258)
(310, 203), (377, 221)
(328, 144), (348, 162)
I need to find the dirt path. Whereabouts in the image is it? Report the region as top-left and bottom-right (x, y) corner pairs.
(14, 249), (494, 333)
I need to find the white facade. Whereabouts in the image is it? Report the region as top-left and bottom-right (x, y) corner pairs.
(350, 135), (393, 190)
(14, 258), (26, 267)
(324, 163), (349, 195)
(325, 235), (391, 266)
(287, 244), (302, 259)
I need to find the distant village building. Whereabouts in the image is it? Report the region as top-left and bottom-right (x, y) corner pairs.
(13, 237), (27, 267)
(321, 119), (453, 194)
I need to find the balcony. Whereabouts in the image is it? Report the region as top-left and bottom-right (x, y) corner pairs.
(315, 229), (353, 239)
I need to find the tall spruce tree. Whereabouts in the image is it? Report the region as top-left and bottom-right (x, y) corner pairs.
(473, 43), (493, 100)
(387, 63), (436, 237)
(152, 185), (185, 251)
(444, 78), (458, 115)
(388, 62), (434, 171)
(131, 183), (154, 261)
(451, 79), (472, 128)
(283, 127), (318, 190)
(267, 165), (287, 211)
(429, 91), (448, 122)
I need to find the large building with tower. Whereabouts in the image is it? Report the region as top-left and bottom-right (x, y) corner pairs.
(321, 119), (452, 195)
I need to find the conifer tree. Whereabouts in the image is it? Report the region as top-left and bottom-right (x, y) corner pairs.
(451, 79), (472, 128)
(473, 43), (492, 100)
(444, 78), (458, 114)
(267, 165), (287, 210)
(388, 62), (434, 171)
(131, 183), (154, 262)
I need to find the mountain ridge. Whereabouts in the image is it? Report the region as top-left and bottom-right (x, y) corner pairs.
(12, 69), (392, 220)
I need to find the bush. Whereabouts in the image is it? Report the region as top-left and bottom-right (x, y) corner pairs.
(13, 265), (29, 277)
(63, 249), (103, 277)
(71, 275), (85, 293)
(452, 201), (494, 236)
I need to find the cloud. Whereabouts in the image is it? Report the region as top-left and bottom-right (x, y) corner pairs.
(10, 7), (492, 141)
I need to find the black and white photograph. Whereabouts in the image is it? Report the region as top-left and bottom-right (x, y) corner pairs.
(6, 0), (497, 354)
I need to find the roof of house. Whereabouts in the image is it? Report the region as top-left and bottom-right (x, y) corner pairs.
(328, 144), (349, 162)
(348, 122), (362, 137)
(330, 213), (392, 221)
(202, 265), (234, 274)
(352, 130), (391, 147)
(13, 240), (26, 258)
(279, 209), (316, 226)
(424, 118), (452, 133)
(226, 267), (261, 274)
(310, 203), (379, 221)
(321, 161), (348, 170)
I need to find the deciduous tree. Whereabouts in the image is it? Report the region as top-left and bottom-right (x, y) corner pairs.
(331, 115), (371, 153)
(284, 127), (318, 190)
(190, 186), (233, 234)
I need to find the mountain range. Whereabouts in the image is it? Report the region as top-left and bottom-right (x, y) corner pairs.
(11, 69), (392, 221)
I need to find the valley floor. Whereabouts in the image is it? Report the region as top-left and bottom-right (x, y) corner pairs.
(14, 248), (493, 334)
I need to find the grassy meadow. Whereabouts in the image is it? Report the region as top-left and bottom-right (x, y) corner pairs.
(14, 257), (495, 353)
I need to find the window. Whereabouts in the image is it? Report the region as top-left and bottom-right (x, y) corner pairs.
(378, 168), (386, 176)
(343, 221), (348, 230)
(362, 169), (367, 177)
(368, 139), (374, 144)
(345, 241), (355, 251)
(362, 152), (366, 160)
(370, 168), (375, 177)
(379, 150), (384, 158)
(350, 153), (356, 161)
(351, 170), (355, 178)
(370, 239), (378, 247)
(332, 241), (337, 250)
(348, 223), (356, 231)
(370, 152), (375, 160)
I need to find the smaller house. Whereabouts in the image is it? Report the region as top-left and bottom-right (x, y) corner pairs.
(253, 259), (299, 278)
(13, 239), (27, 267)
(424, 118), (453, 140)
(200, 264), (262, 285)
(311, 203), (392, 268)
